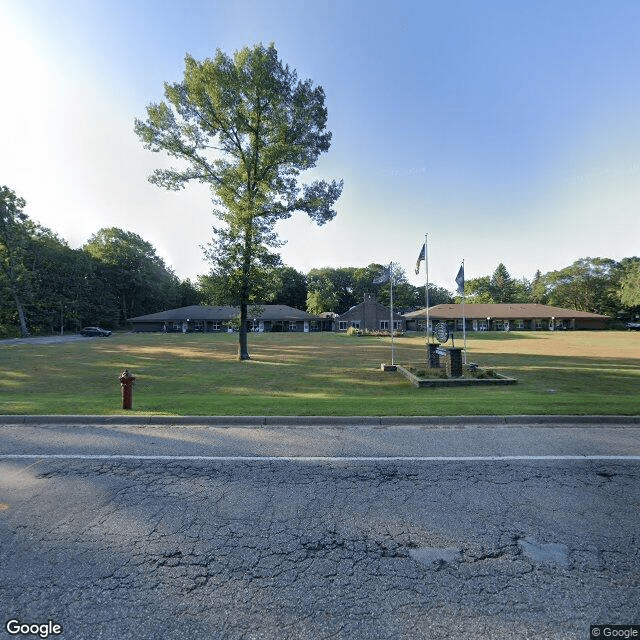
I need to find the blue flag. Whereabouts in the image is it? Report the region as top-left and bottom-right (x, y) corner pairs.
(373, 266), (390, 284)
(455, 263), (464, 294)
(415, 243), (426, 275)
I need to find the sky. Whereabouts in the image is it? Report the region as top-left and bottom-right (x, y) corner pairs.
(1, 0), (639, 292)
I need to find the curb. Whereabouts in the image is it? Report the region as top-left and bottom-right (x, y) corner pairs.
(1, 415), (639, 427)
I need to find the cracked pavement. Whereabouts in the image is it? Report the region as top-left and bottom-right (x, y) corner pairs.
(0, 424), (639, 639)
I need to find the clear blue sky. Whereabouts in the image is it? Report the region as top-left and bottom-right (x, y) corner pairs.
(2, 0), (639, 291)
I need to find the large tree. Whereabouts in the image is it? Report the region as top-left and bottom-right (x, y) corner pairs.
(489, 263), (517, 303)
(464, 275), (493, 303)
(530, 269), (547, 304)
(0, 186), (31, 336)
(618, 258), (640, 311)
(306, 268), (340, 314)
(135, 44), (343, 359)
(199, 226), (283, 306)
(271, 266), (307, 309)
(25, 227), (110, 334)
(544, 257), (619, 316)
(84, 228), (181, 325)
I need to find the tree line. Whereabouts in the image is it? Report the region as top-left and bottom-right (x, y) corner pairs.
(0, 186), (200, 337)
(464, 260), (640, 319)
(2, 184), (638, 338)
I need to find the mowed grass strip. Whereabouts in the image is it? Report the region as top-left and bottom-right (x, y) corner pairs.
(0, 331), (638, 416)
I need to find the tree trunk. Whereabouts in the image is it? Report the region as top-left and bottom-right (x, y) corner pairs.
(238, 300), (249, 360)
(12, 288), (29, 337)
(238, 223), (252, 360)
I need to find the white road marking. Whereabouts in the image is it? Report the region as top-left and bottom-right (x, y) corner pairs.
(0, 454), (639, 462)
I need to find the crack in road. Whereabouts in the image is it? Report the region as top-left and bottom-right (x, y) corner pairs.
(1, 459), (638, 639)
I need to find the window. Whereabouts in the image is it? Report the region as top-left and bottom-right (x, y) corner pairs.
(248, 320), (260, 332)
(535, 319), (544, 330)
(338, 321), (348, 331)
(350, 321), (360, 329)
(289, 321), (297, 331)
(380, 320), (389, 330)
(514, 319), (524, 329)
(393, 321), (401, 330)
(211, 321), (221, 331)
(495, 320), (504, 331)
(478, 320), (488, 332)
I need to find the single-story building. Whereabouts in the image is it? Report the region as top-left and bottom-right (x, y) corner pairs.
(129, 305), (324, 333)
(404, 303), (610, 332)
(318, 312), (338, 332)
(335, 294), (406, 332)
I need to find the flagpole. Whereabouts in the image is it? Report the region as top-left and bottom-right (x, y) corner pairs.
(389, 262), (395, 365)
(425, 233), (429, 343)
(462, 259), (467, 364)
(390, 262), (395, 365)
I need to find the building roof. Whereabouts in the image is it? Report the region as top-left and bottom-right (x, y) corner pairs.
(337, 296), (405, 320)
(129, 305), (320, 323)
(404, 303), (610, 320)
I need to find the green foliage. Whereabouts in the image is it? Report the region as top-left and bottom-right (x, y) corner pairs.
(489, 263), (516, 302)
(465, 266), (529, 304)
(25, 228), (116, 334)
(200, 225), (284, 306)
(544, 257), (619, 316)
(84, 228), (182, 325)
(619, 260), (640, 310)
(135, 43), (343, 359)
(530, 270), (547, 304)
(306, 268), (340, 313)
(410, 367), (448, 379)
(305, 264), (453, 314)
(0, 186), (30, 336)
(269, 266), (307, 308)
(0, 199), (196, 337)
(408, 366), (498, 380)
(177, 279), (203, 307)
(225, 315), (241, 332)
(425, 284), (455, 307)
(465, 276), (493, 303)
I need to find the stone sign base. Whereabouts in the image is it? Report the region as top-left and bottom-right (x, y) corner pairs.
(427, 344), (440, 368)
(427, 345), (463, 378)
(445, 347), (463, 378)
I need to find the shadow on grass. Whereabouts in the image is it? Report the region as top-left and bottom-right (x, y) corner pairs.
(2, 332), (639, 416)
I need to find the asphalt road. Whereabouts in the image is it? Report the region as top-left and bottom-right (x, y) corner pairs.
(1, 422), (639, 640)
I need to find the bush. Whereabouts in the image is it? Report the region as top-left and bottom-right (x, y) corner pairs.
(344, 328), (406, 338)
(410, 367), (448, 379)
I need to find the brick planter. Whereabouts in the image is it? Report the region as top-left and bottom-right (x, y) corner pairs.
(395, 365), (517, 388)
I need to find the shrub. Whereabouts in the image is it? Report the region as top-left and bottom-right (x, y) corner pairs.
(410, 367), (448, 379)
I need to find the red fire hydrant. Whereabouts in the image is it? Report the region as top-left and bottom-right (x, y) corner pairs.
(119, 369), (136, 410)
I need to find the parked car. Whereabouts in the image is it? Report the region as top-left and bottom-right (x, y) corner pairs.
(625, 322), (640, 331)
(80, 327), (112, 337)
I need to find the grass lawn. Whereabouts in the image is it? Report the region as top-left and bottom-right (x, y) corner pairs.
(1, 331), (639, 416)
